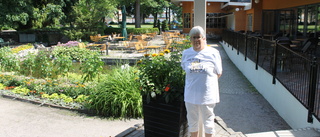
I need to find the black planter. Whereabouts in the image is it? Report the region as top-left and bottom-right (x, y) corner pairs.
(143, 97), (188, 137)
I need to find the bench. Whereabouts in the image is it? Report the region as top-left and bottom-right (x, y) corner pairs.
(0, 38), (10, 47)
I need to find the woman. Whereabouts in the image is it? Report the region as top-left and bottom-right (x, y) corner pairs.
(181, 26), (222, 137)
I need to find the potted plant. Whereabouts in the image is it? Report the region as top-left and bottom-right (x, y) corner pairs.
(138, 49), (188, 137)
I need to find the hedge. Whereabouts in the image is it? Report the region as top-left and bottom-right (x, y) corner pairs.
(104, 28), (159, 35)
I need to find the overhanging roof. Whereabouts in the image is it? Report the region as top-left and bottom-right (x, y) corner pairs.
(171, 0), (229, 5)
(171, 0), (252, 10)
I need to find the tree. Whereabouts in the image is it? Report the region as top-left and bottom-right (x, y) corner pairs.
(135, 0), (141, 28)
(0, 0), (70, 30)
(0, 0), (33, 30)
(72, 0), (117, 30)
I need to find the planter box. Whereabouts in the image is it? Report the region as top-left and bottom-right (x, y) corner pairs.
(143, 97), (188, 137)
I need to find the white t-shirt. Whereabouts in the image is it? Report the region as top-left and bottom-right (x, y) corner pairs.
(181, 46), (222, 105)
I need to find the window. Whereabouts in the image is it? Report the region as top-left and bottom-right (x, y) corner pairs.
(183, 13), (191, 28)
(247, 14), (253, 31)
(206, 13), (227, 28)
(307, 5), (317, 33)
(279, 10), (294, 35)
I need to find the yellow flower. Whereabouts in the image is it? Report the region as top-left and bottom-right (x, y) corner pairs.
(164, 49), (170, 53)
(152, 53), (158, 57)
(159, 53), (164, 56)
(137, 60), (142, 64)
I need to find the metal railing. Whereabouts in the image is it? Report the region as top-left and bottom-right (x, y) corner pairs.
(222, 30), (320, 123)
(230, 0), (251, 3)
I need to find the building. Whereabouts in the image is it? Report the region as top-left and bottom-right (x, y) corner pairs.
(171, 0), (320, 130)
(172, 0), (320, 39)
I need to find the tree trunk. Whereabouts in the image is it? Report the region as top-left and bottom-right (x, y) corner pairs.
(153, 13), (158, 27)
(165, 7), (168, 20)
(135, 0), (141, 28)
(168, 7), (171, 24)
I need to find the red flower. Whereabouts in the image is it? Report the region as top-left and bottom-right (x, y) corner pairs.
(164, 84), (170, 92)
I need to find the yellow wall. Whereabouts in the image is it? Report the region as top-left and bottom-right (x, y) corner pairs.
(263, 0), (319, 9)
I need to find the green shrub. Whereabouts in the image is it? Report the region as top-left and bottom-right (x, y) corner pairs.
(33, 51), (53, 78)
(0, 47), (20, 72)
(161, 20), (169, 31)
(104, 28), (159, 35)
(87, 66), (142, 119)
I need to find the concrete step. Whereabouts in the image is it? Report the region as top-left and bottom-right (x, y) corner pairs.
(245, 127), (320, 137)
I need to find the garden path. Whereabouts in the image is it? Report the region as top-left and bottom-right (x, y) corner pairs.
(0, 95), (143, 137)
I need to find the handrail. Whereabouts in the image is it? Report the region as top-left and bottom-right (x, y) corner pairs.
(222, 29), (319, 122)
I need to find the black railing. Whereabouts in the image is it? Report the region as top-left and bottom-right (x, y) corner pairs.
(222, 30), (320, 123)
(230, 0), (251, 3)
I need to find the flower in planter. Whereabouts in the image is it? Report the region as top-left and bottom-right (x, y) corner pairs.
(138, 49), (186, 103)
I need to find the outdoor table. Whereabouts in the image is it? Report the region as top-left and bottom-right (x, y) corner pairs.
(114, 37), (125, 41)
(145, 45), (162, 53)
(170, 35), (180, 41)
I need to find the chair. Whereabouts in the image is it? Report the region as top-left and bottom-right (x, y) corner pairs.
(296, 38), (318, 54)
(163, 40), (173, 51)
(90, 35), (101, 42)
(134, 42), (147, 53)
(273, 32), (283, 40)
(78, 43), (87, 49)
(276, 37), (292, 48)
(100, 44), (108, 55)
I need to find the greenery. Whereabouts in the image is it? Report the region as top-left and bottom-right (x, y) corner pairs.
(88, 66), (142, 118)
(0, 43), (144, 119)
(138, 49), (186, 103)
(161, 20), (169, 31)
(0, 0), (181, 31)
(105, 27), (159, 35)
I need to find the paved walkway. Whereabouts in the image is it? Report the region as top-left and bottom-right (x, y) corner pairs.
(1, 36), (320, 137)
(116, 39), (292, 137)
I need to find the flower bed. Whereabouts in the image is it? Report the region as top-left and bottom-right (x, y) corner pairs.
(0, 43), (143, 119)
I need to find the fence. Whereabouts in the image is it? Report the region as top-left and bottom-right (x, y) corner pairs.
(222, 30), (320, 123)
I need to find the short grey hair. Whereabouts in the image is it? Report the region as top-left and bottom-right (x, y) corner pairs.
(189, 26), (206, 38)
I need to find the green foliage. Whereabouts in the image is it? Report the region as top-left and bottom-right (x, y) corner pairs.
(52, 46), (91, 62)
(0, 47), (20, 72)
(20, 53), (37, 76)
(32, 4), (66, 29)
(11, 86), (30, 96)
(33, 51), (53, 78)
(87, 66), (142, 118)
(138, 50), (185, 103)
(72, 0), (117, 29)
(80, 52), (104, 82)
(62, 29), (85, 41)
(161, 20), (169, 31)
(0, 83), (5, 89)
(105, 28), (159, 35)
(0, 74), (23, 87)
(53, 55), (72, 77)
(0, 0), (33, 29)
